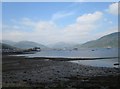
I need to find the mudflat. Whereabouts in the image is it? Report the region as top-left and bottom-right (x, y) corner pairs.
(2, 55), (120, 89)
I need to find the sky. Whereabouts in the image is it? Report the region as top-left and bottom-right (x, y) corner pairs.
(1, 0), (120, 2)
(2, 2), (118, 45)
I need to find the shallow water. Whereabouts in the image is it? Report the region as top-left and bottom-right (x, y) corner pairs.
(17, 48), (119, 68)
(70, 58), (119, 68)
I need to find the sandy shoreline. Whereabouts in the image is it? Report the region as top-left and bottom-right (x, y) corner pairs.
(2, 55), (120, 89)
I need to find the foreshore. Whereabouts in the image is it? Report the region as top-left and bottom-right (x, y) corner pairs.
(2, 55), (120, 89)
(26, 56), (119, 61)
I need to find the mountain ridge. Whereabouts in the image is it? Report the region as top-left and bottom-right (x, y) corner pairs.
(2, 32), (119, 49)
(1, 40), (48, 50)
(75, 32), (119, 48)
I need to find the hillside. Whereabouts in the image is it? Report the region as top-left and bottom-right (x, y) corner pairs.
(13, 41), (48, 49)
(2, 40), (16, 46)
(0, 43), (17, 50)
(76, 32), (119, 48)
(51, 42), (75, 49)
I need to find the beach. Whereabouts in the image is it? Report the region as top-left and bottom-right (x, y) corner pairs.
(2, 55), (120, 89)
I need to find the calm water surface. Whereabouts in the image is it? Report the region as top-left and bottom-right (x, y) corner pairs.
(17, 48), (119, 68)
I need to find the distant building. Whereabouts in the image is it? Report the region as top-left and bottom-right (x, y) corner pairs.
(27, 47), (41, 51)
(33, 47), (41, 51)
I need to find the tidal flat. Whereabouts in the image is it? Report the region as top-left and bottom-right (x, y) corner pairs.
(2, 55), (120, 89)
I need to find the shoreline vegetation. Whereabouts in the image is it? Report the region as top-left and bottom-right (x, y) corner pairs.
(2, 53), (120, 89)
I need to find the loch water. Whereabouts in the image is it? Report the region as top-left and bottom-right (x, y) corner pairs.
(17, 48), (119, 68)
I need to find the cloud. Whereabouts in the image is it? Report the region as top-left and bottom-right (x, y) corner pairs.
(61, 11), (103, 43)
(2, 11), (117, 45)
(107, 3), (118, 15)
(77, 11), (103, 24)
(65, 11), (103, 33)
(51, 11), (74, 21)
(104, 18), (113, 24)
(20, 18), (36, 26)
(35, 21), (57, 31)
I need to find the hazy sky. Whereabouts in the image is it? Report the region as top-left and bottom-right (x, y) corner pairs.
(2, 2), (118, 45)
(1, 0), (120, 2)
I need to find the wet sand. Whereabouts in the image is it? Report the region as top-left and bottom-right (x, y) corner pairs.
(2, 55), (120, 89)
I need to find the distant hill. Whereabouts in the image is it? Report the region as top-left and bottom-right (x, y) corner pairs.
(76, 32), (119, 48)
(2, 32), (119, 50)
(13, 41), (48, 49)
(2, 40), (16, 46)
(51, 42), (75, 49)
(0, 43), (17, 50)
